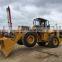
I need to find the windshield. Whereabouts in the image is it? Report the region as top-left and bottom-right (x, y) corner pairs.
(33, 19), (39, 26)
(33, 21), (39, 25)
(35, 21), (39, 25)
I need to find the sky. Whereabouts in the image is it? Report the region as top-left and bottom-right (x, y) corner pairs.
(0, 0), (62, 30)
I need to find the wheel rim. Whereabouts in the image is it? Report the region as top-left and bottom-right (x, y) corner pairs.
(27, 35), (34, 44)
(53, 38), (58, 46)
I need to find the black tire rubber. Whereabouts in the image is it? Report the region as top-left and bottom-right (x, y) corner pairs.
(17, 39), (23, 45)
(23, 32), (37, 47)
(48, 37), (59, 48)
(37, 42), (46, 46)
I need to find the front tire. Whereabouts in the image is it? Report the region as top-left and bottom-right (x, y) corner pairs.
(23, 32), (37, 47)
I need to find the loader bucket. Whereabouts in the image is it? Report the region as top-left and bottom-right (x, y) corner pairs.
(0, 37), (17, 57)
(0, 32), (23, 57)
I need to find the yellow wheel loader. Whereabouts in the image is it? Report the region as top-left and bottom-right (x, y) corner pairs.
(22, 18), (60, 48)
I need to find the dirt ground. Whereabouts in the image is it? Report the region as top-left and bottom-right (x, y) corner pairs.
(0, 45), (62, 62)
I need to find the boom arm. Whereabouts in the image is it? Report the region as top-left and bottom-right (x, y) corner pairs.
(6, 6), (12, 32)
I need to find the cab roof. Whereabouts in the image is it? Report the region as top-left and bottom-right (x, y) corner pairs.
(34, 18), (47, 22)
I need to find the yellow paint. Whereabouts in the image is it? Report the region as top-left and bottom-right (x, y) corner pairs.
(27, 35), (34, 44)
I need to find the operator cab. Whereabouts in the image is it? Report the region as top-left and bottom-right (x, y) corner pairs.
(33, 18), (50, 28)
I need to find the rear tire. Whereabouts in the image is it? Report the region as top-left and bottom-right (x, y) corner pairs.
(48, 37), (59, 48)
(23, 32), (37, 47)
